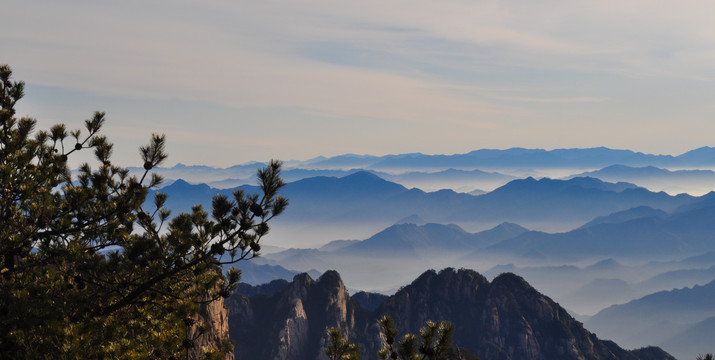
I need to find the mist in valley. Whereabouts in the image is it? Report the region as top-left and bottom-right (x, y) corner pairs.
(141, 149), (715, 359)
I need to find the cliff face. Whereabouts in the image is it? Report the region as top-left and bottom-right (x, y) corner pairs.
(228, 271), (359, 360)
(188, 295), (234, 360)
(227, 268), (673, 360)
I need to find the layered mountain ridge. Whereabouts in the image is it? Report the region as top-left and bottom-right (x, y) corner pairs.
(587, 279), (715, 360)
(151, 172), (705, 246)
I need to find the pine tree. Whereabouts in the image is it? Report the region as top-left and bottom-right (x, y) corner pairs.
(0, 64), (287, 359)
(325, 327), (360, 360)
(377, 316), (478, 360)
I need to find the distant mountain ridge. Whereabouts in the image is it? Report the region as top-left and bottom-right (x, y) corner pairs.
(292, 146), (715, 169)
(150, 172), (702, 232)
(333, 222), (529, 256)
(482, 202), (715, 260)
(251, 201), (715, 299)
(566, 164), (715, 195)
(135, 146), (715, 182)
(579, 206), (668, 229)
(570, 164), (715, 178)
(587, 279), (715, 360)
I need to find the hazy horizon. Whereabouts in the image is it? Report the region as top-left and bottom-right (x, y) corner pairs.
(5, 1), (715, 168)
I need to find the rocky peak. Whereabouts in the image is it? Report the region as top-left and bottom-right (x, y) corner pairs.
(378, 268), (489, 334)
(282, 272), (314, 301)
(316, 270), (342, 288)
(228, 268), (674, 360)
(228, 270), (355, 360)
(311, 271), (350, 328)
(481, 272), (604, 359)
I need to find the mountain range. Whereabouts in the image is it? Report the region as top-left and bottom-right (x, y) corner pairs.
(149, 171), (706, 246)
(253, 196), (715, 284)
(136, 147), (715, 197)
(566, 165), (715, 195)
(586, 279), (715, 360)
(300, 147), (715, 170)
(137, 157), (715, 359)
(481, 202), (715, 261)
(227, 268), (675, 360)
(145, 146), (715, 174)
(333, 222), (529, 257)
(480, 256), (715, 317)
(239, 197), (715, 317)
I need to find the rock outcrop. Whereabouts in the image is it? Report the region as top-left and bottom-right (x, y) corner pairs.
(189, 294), (235, 360)
(228, 271), (360, 360)
(227, 268), (674, 360)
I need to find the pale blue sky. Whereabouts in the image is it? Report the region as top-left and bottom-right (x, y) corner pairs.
(4, 0), (715, 167)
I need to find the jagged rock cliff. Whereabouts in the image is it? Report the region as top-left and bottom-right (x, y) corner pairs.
(188, 295), (235, 360)
(228, 271), (363, 360)
(227, 268), (674, 360)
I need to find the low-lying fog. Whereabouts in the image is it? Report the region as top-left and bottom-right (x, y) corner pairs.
(259, 218), (715, 317)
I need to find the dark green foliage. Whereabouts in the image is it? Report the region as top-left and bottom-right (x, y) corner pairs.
(325, 327), (360, 360)
(697, 354), (714, 360)
(377, 315), (476, 360)
(0, 65), (287, 358)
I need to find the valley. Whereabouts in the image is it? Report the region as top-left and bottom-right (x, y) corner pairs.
(149, 147), (715, 359)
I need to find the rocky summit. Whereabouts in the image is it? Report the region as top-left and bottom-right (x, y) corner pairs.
(226, 268), (675, 360)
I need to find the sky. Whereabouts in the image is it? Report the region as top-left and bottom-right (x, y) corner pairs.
(3, 0), (715, 167)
